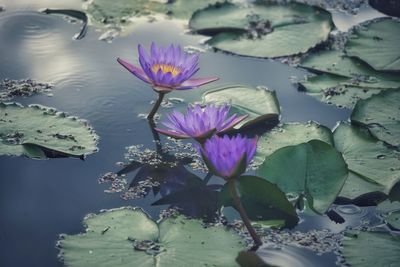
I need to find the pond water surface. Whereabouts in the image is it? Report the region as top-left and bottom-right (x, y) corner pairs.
(0, 1), (394, 267)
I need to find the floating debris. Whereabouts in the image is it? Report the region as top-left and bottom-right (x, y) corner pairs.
(0, 78), (54, 101)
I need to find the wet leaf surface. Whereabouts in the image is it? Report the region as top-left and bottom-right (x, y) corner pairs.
(59, 207), (245, 267)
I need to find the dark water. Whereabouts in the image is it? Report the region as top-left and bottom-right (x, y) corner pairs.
(0, 1), (388, 267)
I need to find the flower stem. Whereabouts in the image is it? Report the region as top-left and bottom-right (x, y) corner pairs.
(228, 179), (262, 248)
(148, 92), (165, 120)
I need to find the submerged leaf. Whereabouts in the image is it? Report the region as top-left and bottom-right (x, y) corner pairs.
(202, 85), (280, 129)
(219, 175), (299, 228)
(257, 140), (348, 214)
(0, 102), (98, 159)
(59, 207), (245, 267)
(190, 1), (334, 58)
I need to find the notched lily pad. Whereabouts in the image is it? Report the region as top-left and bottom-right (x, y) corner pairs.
(202, 85), (280, 129)
(0, 102), (98, 159)
(345, 18), (400, 72)
(342, 231), (400, 267)
(255, 121), (333, 164)
(333, 122), (400, 191)
(258, 140), (348, 214)
(58, 207), (245, 267)
(351, 90), (400, 147)
(190, 1), (334, 58)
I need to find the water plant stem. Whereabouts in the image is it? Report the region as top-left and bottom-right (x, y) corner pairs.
(228, 179), (262, 248)
(148, 92), (165, 120)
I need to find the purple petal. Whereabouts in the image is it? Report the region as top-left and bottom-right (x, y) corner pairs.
(117, 58), (150, 84)
(176, 77), (219, 90)
(220, 115), (248, 132)
(155, 128), (190, 139)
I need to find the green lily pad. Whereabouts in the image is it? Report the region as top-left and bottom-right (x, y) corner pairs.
(351, 90), (400, 147)
(0, 102), (98, 159)
(333, 122), (400, 190)
(219, 175), (299, 228)
(86, 0), (219, 27)
(257, 140), (348, 214)
(299, 73), (382, 108)
(339, 171), (386, 200)
(59, 207), (245, 267)
(301, 50), (400, 89)
(202, 85), (280, 129)
(345, 18), (400, 72)
(254, 121), (333, 164)
(342, 231), (400, 267)
(189, 1), (334, 58)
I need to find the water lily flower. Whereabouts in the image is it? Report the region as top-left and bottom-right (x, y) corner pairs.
(118, 43), (218, 119)
(200, 134), (257, 179)
(118, 43), (218, 92)
(155, 104), (247, 142)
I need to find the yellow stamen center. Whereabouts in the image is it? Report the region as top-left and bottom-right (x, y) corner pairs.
(151, 64), (181, 77)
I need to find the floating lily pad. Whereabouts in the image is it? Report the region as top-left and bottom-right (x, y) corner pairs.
(301, 50), (400, 89)
(351, 90), (400, 147)
(255, 121), (333, 164)
(345, 18), (400, 72)
(0, 102), (98, 159)
(299, 73), (382, 108)
(59, 207), (244, 267)
(342, 231), (400, 267)
(202, 85), (280, 129)
(339, 171), (386, 200)
(333, 122), (400, 190)
(258, 140), (348, 214)
(219, 175), (299, 228)
(190, 1), (334, 58)
(86, 0), (219, 27)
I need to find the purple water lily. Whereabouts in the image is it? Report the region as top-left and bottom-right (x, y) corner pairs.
(155, 104), (247, 142)
(200, 134), (257, 180)
(117, 43), (218, 92)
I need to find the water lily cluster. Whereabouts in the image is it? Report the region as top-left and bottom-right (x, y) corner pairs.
(118, 43), (261, 246)
(118, 43), (257, 180)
